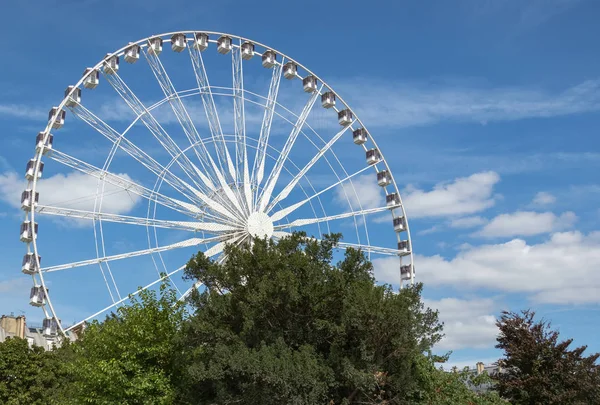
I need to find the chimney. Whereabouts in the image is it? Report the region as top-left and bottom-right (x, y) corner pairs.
(476, 362), (485, 375)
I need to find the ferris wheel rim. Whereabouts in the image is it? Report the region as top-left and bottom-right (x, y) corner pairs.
(24, 31), (414, 337)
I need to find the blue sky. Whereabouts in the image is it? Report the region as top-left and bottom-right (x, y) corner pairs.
(1, 0), (600, 368)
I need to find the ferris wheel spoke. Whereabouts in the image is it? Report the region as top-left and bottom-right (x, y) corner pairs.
(267, 121), (355, 212)
(272, 232), (406, 257)
(68, 103), (210, 207)
(232, 42), (252, 214)
(258, 84), (323, 213)
(188, 47), (237, 183)
(273, 205), (396, 229)
(251, 59), (284, 204)
(65, 264), (186, 333)
(35, 205), (241, 233)
(269, 164), (373, 221)
(49, 149), (206, 218)
(177, 232), (245, 301)
(142, 48), (220, 191)
(102, 70), (212, 192)
(41, 233), (240, 273)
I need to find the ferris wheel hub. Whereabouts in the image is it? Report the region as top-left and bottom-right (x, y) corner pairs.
(246, 212), (273, 239)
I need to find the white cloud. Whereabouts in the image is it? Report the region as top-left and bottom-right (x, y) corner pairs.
(335, 174), (383, 211)
(532, 191), (556, 206)
(339, 78), (600, 128)
(402, 171), (500, 218)
(0, 170), (140, 226)
(477, 210), (577, 238)
(0, 104), (47, 120)
(425, 297), (499, 350)
(449, 216), (487, 229)
(405, 231), (600, 304)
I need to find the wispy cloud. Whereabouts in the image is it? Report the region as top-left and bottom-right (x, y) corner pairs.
(337, 78), (600, 128)
(0, 104), (47, 120)
(475, 210), (577, 238)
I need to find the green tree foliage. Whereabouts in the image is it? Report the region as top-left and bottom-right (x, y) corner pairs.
(0, 336), (64, 404)
(495, 310), (600, 405)
(411, 354), (506, 405)
(179, 233), (444, 404)
(58, 283), (186, 404)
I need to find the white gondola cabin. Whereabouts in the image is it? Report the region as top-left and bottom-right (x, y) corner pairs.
(303, 75), (317, 92)
(283, 62), (297, 79)
(30, 286), (46, 307)
(400, 264), (412, 281)
(22, 253), (41, 275)
(20, 221), (38, 243)
(21, 189), (39, 211)
(241, 41), (254, 59)
(217, 35), (232, 54)
(393, 216), (406, 233)
(103, 54), (119, 75)
(83, 68), (99, 89)
(377, 170), (391, 187)
(148, 37), (163, 55)
(42, 317), (58, 337)
(64, 86), (81, 107)
(36, 132), (53, 155)
(338, 109), (353, 126)
(262, 50), (276, 68)
(353, 128), (367, 144)
(25, 159), (44, 180)
(397, 240), (410, 254)
(366, 148), (381, 165)
(321, 91), (336, 109)
(171, 33), (187, 52)
(194, 32), (209, 51)
(124, 43), (140, 63)
(386, 193), (400, 208)
(48, 107), (65, 130)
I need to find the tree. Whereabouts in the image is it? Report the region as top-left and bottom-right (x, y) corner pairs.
(0, 336), (64, 405)
(58, 283), (186, 404)
(495, 310), (600, 405)
(178, 233), (444, 404)
(411, 354), (506, 405)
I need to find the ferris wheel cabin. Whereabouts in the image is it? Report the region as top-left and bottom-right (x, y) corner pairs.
(366, 148), (380, 165)
(25, 159), (44, 180)
(377, 170), (391, 187)
(397, 240), (410, 254)
(303, 75), (317, 92)
(241, 42), (255, 59)
(64, 86), (81, 107)
(171, 33), (187, 52)
(386, 193), (400, 208)
(103, 54), (119, 75)
(393, 216), (406, 233)
(124, 43), (140, 63)
(48, 107), (65, 130)
(35, 132), (53, 155)
(283, 62), (297, 79)
(83, 68), (99, 89)
(22, 253), (41, 275)
(20, 221), (38, 243)
(42, 317), (59, 337)
(21, 189), (39, 211)
(321, 92), (336, 109)
(400, 264), (412, 281)
(353, 128), (367, 144)
(148, 37), (163, 55)
(217, 35), (232, 54)
(29, 286), (47, 307)
(338, 109), (353, 126)
(262, 50), (276, 68)
(194, 33), (209, 51)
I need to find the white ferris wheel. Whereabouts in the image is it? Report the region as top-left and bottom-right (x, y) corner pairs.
(20, 31), (414, 337)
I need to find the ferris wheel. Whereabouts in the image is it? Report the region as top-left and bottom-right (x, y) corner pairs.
(20, 31), (414, 337)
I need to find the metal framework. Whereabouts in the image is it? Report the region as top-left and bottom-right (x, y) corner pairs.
(22, 31), (414, 338)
